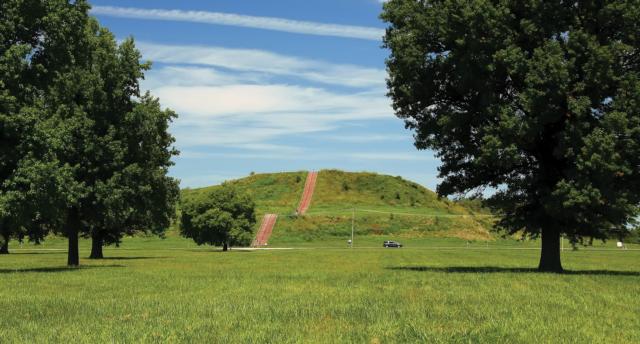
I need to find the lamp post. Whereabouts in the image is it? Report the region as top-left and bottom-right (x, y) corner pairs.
(351, 208), (355, 248)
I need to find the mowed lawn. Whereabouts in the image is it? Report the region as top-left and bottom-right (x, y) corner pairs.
(1, 238), (639, 343)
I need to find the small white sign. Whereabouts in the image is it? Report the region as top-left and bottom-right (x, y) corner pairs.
(616, 241), (624, 248)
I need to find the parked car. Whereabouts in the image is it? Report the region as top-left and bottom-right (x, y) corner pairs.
(383, 240), (403, 248)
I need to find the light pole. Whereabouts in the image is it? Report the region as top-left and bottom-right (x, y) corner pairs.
(351, 208), (355, 248)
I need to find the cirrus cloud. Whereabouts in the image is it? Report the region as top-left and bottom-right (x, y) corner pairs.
(92, 6), (385, 41)
(137, 41), (386, 89)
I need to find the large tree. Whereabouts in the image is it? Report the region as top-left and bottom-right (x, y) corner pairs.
(88, 93), (180, 259)
(27, 3), (118, 266)
(1, 1), (179, 265)
(180, 186), (256, 251)
(53, 21), (179, 264)
(382, 0), (640, 272)
(0, 0), (88, 255)
(58, 23), (180, 260)
(0, 1), (43, 253)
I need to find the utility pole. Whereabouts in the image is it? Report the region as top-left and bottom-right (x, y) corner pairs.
(351, 208), (355, 248)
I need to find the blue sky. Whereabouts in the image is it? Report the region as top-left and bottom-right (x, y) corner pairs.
(90, 0), (441, 189)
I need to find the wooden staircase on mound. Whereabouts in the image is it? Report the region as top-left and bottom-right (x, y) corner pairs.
(296, 171), (318, 215)
(252, 213), (278, 247)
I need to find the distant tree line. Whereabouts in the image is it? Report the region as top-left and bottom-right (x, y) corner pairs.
(0, 0), (180, 265)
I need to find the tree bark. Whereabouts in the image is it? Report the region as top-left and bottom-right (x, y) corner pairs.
(222, 242), (228, 252)
(538, 227), (563, 273)
(0, 234), (8, 254)
(89, 233), (104, 259)
(67, 208), (81, 266)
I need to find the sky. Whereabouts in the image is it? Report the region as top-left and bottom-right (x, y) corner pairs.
(89, 0), (441, 189)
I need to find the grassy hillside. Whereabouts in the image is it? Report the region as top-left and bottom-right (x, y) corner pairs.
(182, 170), (495, 242)
(182, 171), (307, 214)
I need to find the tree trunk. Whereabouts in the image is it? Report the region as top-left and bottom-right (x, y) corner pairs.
(89, 233), (104, 259)
(223, 242), (228, 252)
(538, 227), (563, 273)
(0, 234), (8, 254)
(67, 209), (80, 266)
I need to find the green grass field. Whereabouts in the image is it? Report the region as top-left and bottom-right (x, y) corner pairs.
(1, 236), (639, 343)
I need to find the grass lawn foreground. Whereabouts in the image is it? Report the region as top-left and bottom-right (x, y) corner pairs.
(1, 237), (639, 343)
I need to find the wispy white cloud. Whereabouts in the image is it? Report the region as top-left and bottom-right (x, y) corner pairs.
(178, 150), (434, 162)
(232, 143), (303, 153)
(143, 66), (266, 89)
(178, 173), (243, 188)
(92, 6), (385, 41)
(152, 84), (393, 148)
(138, 42), (386, 89)
(177, 144), (303, 156)
(318, 134), (410, 143)
(136, 43), (395, 154)
(152, 84), (390, 120)
(346, 152), (436, 161)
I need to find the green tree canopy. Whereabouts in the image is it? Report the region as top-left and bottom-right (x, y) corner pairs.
(72, 27), (180, 260)
(1, 0), (179, 265)
(50, 18), (180, 264)
(0, 0), (90, 255)
(382, 0), (640, 272)
(180, 186), (257, 251)
(88, 92), (180, 259)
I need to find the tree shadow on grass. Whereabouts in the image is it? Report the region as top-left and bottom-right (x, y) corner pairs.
(11, 251), (66, 255)
(99, 256), (170, 260)
(182, 248), (253, 253)
(388, 266), (640, 276)
(0, 265), (125, 274)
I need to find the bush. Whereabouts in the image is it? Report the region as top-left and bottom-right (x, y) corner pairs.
(180, 185), (256, 251)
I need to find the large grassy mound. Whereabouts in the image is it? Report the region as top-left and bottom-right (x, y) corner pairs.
(182, 170), (495, 243)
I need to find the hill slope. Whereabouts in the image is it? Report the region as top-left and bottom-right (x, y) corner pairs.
(182, 170), (494, 243)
